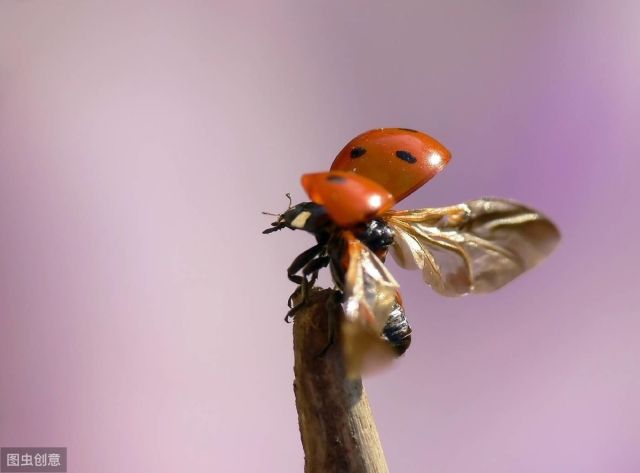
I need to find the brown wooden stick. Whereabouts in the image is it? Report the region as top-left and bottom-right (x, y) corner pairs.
(292, 288), (389, 473)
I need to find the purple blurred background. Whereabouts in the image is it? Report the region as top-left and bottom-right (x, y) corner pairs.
(0, 2), (638, 472)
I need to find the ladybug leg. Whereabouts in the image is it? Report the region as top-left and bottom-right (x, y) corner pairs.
(287, 244), (324, 285)
(298, 255), (330, 299)
(289, 254), (331, 314)
(285, 281), (310, 322)
(285, 254), (331, 322)
(287, 276), (306, 308)
(285, 244), (325, 320)
(302, 255), (330, 288)
(316, 290), (343, 357)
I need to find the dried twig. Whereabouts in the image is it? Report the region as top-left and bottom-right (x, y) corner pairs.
(292, 288), (389, 473)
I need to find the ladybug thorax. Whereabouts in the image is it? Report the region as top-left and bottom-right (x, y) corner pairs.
(281, 202), (331, 234)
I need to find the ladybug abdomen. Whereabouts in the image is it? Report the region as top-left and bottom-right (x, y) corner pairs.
(381, 300), (412, 356)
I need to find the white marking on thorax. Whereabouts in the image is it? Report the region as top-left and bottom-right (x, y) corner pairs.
(291, 211), (312, 228)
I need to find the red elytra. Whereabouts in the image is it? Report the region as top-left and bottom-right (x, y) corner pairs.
(331, 128), (452, 202)
(301, 171), (395, 227)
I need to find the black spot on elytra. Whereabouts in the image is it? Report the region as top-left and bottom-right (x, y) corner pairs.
(327, 175), (347, 183)
(395, 150), (417, 164)
(350, 147), (367, 158)
(398, 128), (419, 133)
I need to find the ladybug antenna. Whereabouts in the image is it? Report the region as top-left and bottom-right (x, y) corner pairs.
(261, 192), (293, 217)
(261, 193), (293, 234)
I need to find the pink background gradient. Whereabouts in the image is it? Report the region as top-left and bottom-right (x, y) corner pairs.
(1, 2), (638, 472)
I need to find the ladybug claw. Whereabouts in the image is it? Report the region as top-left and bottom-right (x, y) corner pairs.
(284, 304), (302, 323)
(287, 284), (306, 309)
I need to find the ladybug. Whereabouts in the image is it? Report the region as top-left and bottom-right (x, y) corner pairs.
(264, 128), (560, 376)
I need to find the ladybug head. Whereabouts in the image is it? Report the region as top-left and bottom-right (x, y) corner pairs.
(262, 201), (330, 235)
